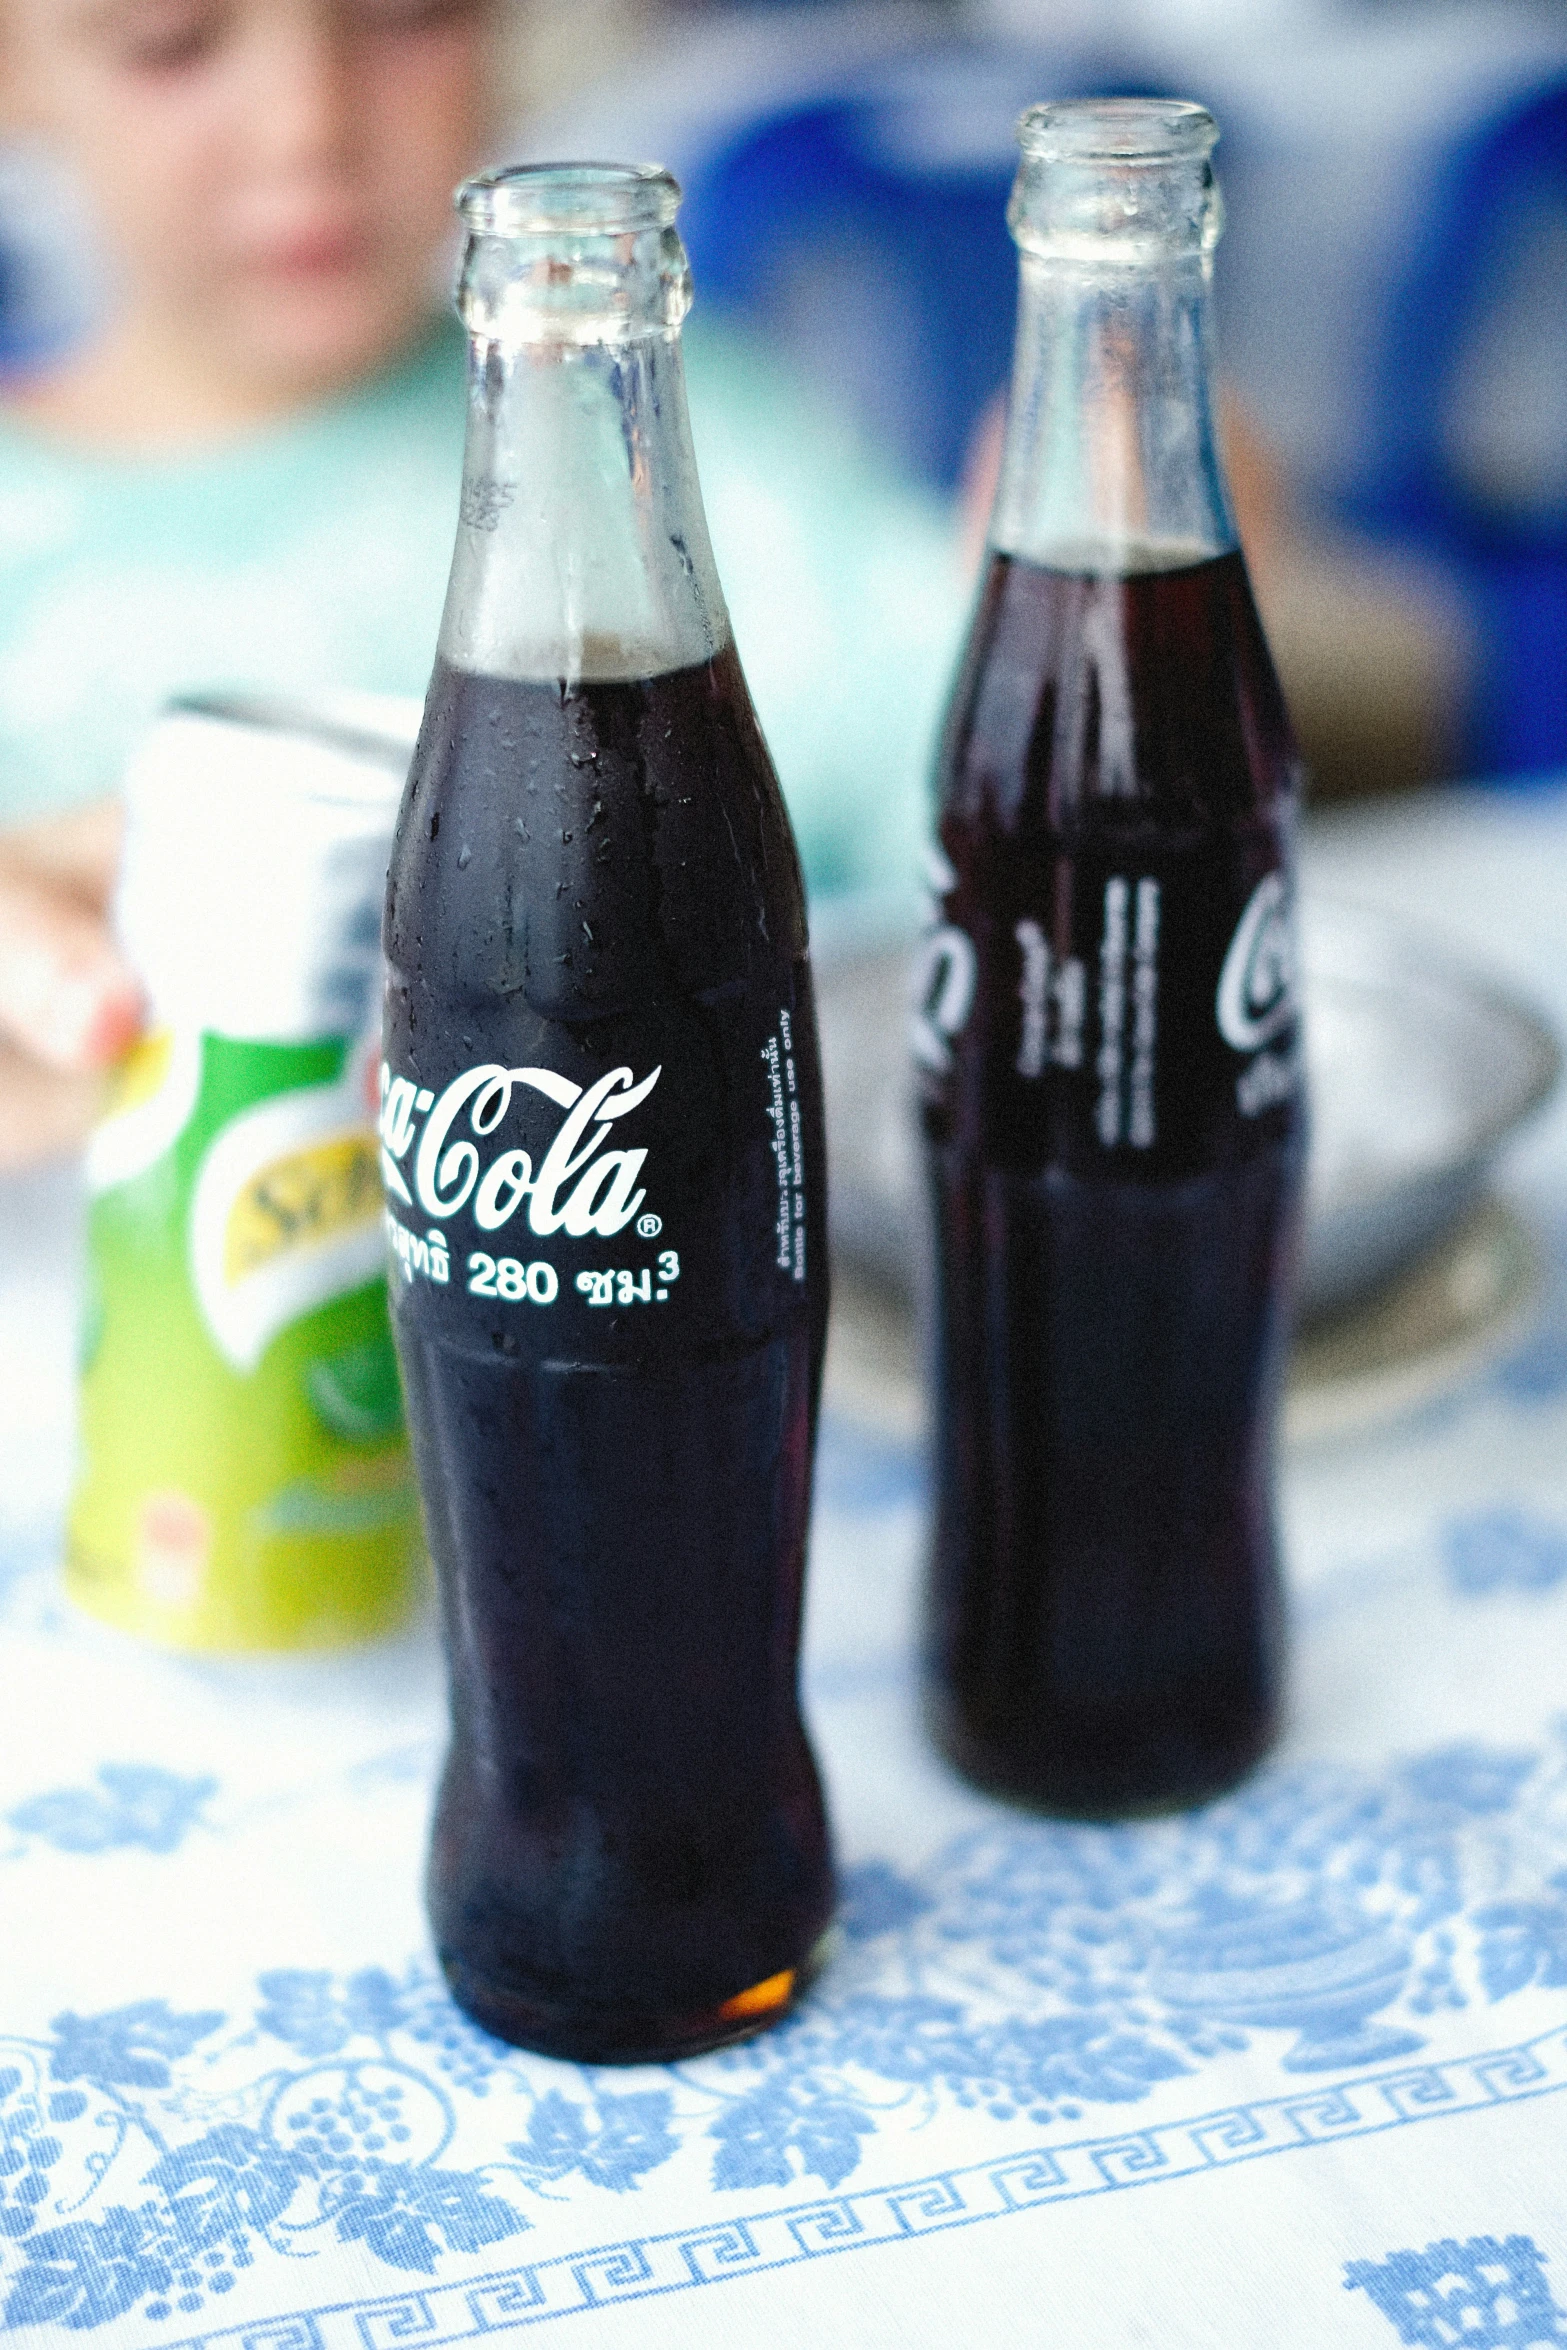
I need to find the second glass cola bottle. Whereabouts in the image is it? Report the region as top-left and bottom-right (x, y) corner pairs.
(917, 102), (1306, 1816)
(382, 164), (833, 2059)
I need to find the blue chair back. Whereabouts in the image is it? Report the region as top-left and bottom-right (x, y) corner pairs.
(1347, 79), (1567, 778)
(679, 45), (1155, 493)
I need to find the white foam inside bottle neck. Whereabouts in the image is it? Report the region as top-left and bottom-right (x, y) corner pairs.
(989, 530), (1228, 576)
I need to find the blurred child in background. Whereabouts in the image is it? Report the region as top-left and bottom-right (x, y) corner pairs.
(0, 0), (501, 1160)
(0, 0), (963, 1165)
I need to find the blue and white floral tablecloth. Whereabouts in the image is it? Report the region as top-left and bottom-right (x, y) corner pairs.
(6, 788), (1567, 2350)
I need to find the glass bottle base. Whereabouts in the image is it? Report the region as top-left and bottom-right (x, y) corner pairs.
(438, 1935), (832, 2065)
(924, 1685), (1278, 1821)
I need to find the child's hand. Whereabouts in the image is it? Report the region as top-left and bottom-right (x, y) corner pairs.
(0, 803), (143, 1171)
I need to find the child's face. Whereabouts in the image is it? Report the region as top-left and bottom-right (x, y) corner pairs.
(8, 0), (501, 402)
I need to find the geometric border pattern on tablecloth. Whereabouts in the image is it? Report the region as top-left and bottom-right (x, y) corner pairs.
(163, 2024), (1567, 2347)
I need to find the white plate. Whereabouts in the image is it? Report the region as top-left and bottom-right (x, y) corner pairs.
(816, 895), (1560, 1323)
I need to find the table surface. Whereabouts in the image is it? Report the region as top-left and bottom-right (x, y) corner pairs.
(5, 786), (1567, 2350)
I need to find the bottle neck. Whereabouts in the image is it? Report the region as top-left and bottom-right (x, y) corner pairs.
(437, 174), (728, 685)
(992, 106), (1235, 575)
(439, 330), (727, 683)
(991, 251), (1234, 576)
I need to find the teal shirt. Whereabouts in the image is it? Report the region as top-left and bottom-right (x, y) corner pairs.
(0, 319), (967, 910)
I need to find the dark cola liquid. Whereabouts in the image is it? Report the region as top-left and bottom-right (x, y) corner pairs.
(921, 548), (1305, 1816)
(384, 646), (833, 2060)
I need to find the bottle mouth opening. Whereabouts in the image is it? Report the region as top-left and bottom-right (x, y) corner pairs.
(1017, 98), (1218, 168)
(458, 161), (682, 236)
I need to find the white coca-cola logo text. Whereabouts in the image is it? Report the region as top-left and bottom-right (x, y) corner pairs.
(378, 1061), (659, 1238)
(1216, 872), (1297, 1054)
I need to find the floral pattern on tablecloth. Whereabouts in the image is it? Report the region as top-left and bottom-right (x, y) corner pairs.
(6, 1719), (1567, 2336)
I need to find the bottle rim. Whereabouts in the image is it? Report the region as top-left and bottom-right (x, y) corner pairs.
(458, 161), (682, 236)
(1017, 98), (1218, 168)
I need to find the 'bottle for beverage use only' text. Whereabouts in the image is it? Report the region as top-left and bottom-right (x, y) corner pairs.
(917, 100), (1306, 1816)
(382, 163), (834, 2059)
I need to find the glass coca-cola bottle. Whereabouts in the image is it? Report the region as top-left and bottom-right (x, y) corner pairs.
(917, 100), (1305, 1816)
(382, 164), (833, 2058)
